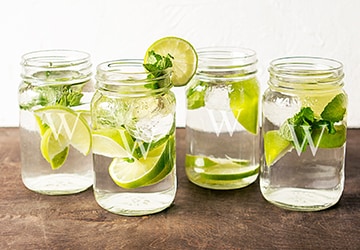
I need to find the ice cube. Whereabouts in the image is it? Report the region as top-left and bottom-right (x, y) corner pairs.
(205, 83), (231, 110)
(125, 95), (175, 142)
(263, 97), (300, 127)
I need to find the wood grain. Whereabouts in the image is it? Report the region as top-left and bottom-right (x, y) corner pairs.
(0, 128), (359, 249)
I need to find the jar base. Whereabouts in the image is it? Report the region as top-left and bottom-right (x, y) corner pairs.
(94, 186), (176, 216)
(261, 187), (343, 211)
(187, 174), (258, 190)
(22, 174), (93, 195)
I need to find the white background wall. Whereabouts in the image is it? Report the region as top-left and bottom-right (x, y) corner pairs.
(2, 0), (360, 127)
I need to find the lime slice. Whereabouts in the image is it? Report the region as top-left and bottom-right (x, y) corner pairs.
(229, 78), (260, 134)
(264, 130), (292, 166)
(109, 138), (171, 189)
(35, 105), (92, 156)
(144, 36), (198, 86)
(186, 154), (256, 181)
(40, 128), (69, 169)
(199, 163), (259, 181)
(92, 128), (134, 158)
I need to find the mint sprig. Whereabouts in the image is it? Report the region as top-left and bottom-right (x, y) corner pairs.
(143, 50), (173, 89)
(19, 84), (84, 110)
(280, 93), (346, 151)
(57, 85), (83, 106)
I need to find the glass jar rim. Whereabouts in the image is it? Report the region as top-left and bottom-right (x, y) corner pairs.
(195, 47), (258, 81)
(21, 49), (92, 86)
(268, 56), (344, 89)
(21, 49), (91, 68)
(96, 59), (171, 83)
(269, 56), (343, 78)
(197, 47), (257, 66)
(95, 59), (172, 95)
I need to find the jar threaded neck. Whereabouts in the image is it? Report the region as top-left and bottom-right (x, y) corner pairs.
(268, 56), (344, 91)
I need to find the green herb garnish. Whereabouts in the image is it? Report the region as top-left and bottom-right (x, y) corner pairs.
(280, 93), (347, 151)
(143, 50), (173, 89)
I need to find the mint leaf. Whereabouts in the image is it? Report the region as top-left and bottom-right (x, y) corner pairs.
(289, 107), (314, 126)
(143, 50), (173, 89)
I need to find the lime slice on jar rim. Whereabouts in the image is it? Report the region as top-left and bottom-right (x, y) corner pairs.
(144, 36), (198, 86)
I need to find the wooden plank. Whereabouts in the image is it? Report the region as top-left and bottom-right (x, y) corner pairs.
(0, 128), (359, 249)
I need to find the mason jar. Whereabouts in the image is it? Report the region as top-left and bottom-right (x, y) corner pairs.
(19, 49), (93, 195)
(92, 60), (176, 216)
(261, 56), (347, 211)
(185, 47), (260, 190)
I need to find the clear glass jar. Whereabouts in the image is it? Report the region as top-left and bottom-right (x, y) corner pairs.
(185, 47), (260, 190)
(92, 60), (176, 216)
(19, 49), (93, 195)
(261, 56), (347, 211)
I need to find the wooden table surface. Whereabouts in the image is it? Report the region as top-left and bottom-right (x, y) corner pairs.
(1, 127), (359, 250)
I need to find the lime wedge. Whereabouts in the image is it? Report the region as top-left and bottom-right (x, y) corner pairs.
(35, 105), (92, 156)
(144, 36), (198, 86)
(109, 138), (172, 189)
(229, 78), (260, 134)
(35, 115), (49, 136)
(40, 128), (69, 169)
(92, 128), (134, 158)
(299, 90), (343, 117)
(321, 93), (347, 122)
(144, 136), (175, 186)
(264, 130), (292, 166)
(312, 124), (346, 148)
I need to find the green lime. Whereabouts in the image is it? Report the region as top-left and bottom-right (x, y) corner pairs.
(109, 138), (172, 189)
(144, 136), (175, 185)
(199, 163), (259, 181)
(185, 154), (217, 168)
(92, 128), (135, 158)
(186, 80), (208, 110)
(312, 124), (346, 148)
(144, 36), (198, 86)
(40, 128), (69, 169)
(35, 115), (49, 136)
(35, 105), (92, 156)
(321, 93), (347, 122)
(229, 78), (260, 134)
(264, 130), (292, 166)
(186, 155), (256, 181)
